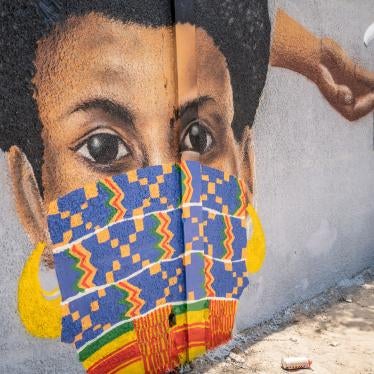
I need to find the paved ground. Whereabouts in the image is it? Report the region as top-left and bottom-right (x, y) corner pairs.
(188, 268), (374, 374)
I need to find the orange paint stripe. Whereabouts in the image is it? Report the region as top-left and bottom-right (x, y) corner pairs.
(117, 280), (144, 317)
(236, 180), (247, 217)
(180, 162), (193, 203)
(71, 244), (96, 289)
(103, 178), (126, 221)
(107, 356), (141, 374)
(158, 212), (174, 258)
(222, 215), (234, 260)
(172, 325), (207, 351)
(204, 256), (215, 296)
(88, 341), (141, 374)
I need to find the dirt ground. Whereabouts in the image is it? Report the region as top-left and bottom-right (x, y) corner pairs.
(188, 268), (374, 374)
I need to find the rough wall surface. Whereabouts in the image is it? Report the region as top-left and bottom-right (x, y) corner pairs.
(0, 0), (373, 372)
(237, 0), (374, 330)
(0, 153), (84, 372)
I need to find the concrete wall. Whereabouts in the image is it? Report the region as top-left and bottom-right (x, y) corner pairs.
(0, 0), (373, 372)
(0, 151), (83, 372)
(237, 0), (374, 330)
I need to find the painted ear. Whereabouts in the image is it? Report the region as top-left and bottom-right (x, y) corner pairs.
(7, 146), (48, 246)
(239, 126), (255, 205)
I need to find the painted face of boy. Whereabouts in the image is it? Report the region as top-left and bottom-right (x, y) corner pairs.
(8, 12), (253, 249)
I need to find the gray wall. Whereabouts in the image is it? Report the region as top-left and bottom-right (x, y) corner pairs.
(237, 0), (374, 330)
(0, 153), (84, 372)
(0, 0), (373, 372)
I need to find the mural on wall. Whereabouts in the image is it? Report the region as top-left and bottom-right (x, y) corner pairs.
(271, 10), (374, 121)
(0, 0), (373, 373)
(48, 161), (263, 372)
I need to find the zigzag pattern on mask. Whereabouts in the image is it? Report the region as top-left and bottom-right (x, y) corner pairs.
(49, 161), (250, 374)
(48, 162), (247, 247)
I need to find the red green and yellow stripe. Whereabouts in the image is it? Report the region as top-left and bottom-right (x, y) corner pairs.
(81, 299), (236, 373)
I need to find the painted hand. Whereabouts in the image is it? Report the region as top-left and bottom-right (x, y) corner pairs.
(318, 38), (374, 121)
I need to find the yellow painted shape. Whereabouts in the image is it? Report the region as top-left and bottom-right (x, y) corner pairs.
(188, 345), (207, 361)
(71, 213), (83, 228)
(135, 218), (144, 232)
(175, 309), (208, 326)
(82, 330), (138, 369)
(127, 169), (138, 183)
(84, 182), (99, 199)
(48, 199), (59, 215)
(18, 242), (61, 338)
(41, 286), (60, 298)
(174, 309), (208, 364)
(245, 205), (266, 273)
(178, 351), (188, 364)
(115, 360), (145, 374)
(149, 183), (160, 198)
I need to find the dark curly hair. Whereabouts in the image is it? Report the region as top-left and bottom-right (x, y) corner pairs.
(0, 0), (270, 191)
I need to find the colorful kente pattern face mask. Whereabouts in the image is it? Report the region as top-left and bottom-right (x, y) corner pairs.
(48, 161), (254, 373)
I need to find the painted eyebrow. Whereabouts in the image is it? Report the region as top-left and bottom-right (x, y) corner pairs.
(70, 98), (135, 127)
(177, 95), (214, 119)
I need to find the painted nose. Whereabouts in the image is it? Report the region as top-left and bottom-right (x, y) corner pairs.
(181, 151), (200, 162)
(143, 143), (200, 167)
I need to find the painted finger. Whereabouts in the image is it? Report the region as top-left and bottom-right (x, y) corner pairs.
(352, 92), (374, 119)
(354, 64), (374, 87)
(318, 65), (340, 103)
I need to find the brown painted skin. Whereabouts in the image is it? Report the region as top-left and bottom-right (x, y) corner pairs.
(33, 14), (243, 206)
(8, 10), (373, 265)
(271, 10), (374, 121)
(6, 13), (253, 263)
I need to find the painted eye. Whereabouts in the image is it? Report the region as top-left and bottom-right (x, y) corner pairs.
(180, 120), (213, 154)
(76, 133), (129, 164)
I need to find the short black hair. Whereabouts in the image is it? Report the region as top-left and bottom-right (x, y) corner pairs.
(0, 0), (270, 190)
